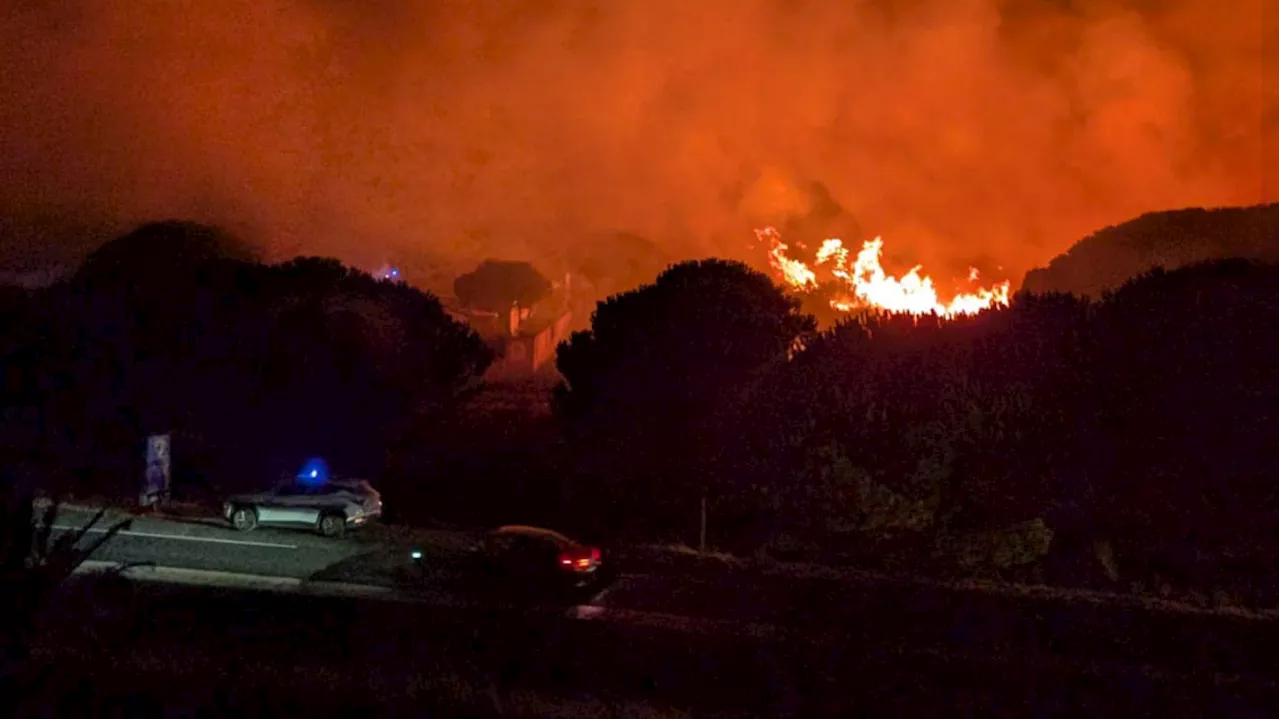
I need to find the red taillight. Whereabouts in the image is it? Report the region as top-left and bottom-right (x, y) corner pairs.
(560, 547), (600, 570)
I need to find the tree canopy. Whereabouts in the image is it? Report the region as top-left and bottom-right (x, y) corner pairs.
(555, 258), (816, 536)
(453, 259), (552, 313)
(74, 220), (262, 287)
(15, 236), (491, 496)
(1021, 204), (1278, 298)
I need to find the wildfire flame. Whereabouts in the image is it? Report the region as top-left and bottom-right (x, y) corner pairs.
(758, 227), (1011, 318)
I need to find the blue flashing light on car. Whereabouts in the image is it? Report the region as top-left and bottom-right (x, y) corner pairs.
(296, 457), (330, 486)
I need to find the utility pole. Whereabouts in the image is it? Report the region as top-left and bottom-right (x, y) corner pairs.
(698, 493), (708, 553)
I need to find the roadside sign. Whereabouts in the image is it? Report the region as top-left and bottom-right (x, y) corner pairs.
(142, 433), (171, 507)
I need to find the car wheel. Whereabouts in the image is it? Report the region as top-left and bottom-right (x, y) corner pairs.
(318, 513), (346, 538)
(230, 506), (258, 532)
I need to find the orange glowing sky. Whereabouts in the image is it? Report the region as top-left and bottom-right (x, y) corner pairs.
(0, 0), (1274, 287)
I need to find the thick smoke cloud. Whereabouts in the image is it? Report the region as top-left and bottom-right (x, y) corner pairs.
(0, 0), (1274, 288)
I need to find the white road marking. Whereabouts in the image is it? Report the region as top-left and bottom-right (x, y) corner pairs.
(51, 524), (298, 550)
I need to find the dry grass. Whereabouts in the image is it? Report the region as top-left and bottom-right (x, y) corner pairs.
(636, 543), (1277, 621)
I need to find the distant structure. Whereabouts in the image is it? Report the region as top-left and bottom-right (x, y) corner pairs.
(373, 264), (403, 282)
(442, 268), (576, 382)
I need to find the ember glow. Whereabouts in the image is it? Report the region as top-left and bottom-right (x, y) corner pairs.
(759, 227), (1011, 318)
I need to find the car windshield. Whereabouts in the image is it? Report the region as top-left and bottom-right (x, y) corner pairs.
(271, 482), (340, 496)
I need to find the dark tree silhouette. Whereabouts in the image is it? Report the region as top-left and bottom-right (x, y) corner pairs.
(1021, 203), (1278, 298)
(739, 312), (975, 554)
(19, 238), (491, 498)
(74, 220), (261, 287)
(257, 257), (493, 480)
(1084, 259), (1277, 600)
(0, 284), (45, 467)
(453, 260), (552, 313)
(555, 259), (815, 539)
(723, 299), (1060, 559)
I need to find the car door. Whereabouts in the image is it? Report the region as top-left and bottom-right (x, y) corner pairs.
(468, 533), (516, 594)
(254, 483), (300, 524)
(483, 534), (517, 571)
(283, 484), (336, 526)
(507, 535), (560, 585)
(259, 483), (324, 526)
(482, 534), (534, 577)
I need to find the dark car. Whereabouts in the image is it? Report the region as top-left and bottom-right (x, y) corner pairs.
(412, 525), (613, 603)
(223, 479), (383, 538)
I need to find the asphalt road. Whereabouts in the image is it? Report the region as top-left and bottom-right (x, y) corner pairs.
(52, 507), (369, 578)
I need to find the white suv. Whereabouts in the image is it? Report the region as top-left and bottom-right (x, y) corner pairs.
(223, 480), (383, 538)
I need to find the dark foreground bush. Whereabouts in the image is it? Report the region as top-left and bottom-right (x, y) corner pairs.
(0, 486), (134, 711)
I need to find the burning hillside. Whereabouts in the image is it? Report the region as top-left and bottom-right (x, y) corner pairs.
(759, 227), (1011, 318)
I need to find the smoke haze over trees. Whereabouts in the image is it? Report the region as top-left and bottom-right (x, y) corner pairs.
(0, 0), (1274, 283)
(1020, 203), (1279, 297)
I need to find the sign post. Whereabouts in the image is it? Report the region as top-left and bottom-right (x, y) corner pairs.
(142, 433), (171, 508)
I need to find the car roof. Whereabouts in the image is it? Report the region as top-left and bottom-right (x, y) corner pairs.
(490, 525), (575, 546)
(274, 479), (374, 492)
